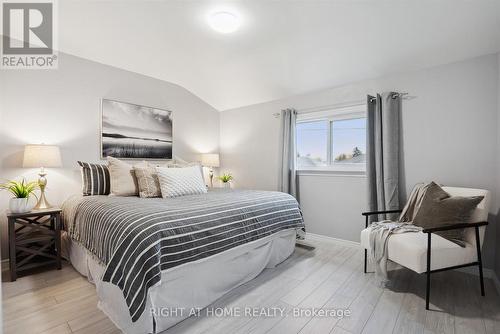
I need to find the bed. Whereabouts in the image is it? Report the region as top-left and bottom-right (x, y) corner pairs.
(61, 189), (305, 334)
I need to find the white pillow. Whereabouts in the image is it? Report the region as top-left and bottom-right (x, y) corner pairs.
(156, 166), (207, 198)
(154, 159), (205, 182)
(107, 156), (147, 196)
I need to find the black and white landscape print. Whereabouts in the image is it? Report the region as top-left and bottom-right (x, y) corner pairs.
(101, 99), (173, 159)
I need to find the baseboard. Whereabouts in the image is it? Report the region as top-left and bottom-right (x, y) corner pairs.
(305, 232), (361, 248)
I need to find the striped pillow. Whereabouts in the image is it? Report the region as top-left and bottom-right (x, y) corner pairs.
(78, 161), (110, 196)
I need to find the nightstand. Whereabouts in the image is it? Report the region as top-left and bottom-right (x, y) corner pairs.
(7, 208), (62, 281)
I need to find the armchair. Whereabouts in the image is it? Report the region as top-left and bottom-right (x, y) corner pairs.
(360, 186), (491, 310)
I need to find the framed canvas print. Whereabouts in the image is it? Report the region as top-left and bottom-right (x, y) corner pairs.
(101, 99), (173, 159)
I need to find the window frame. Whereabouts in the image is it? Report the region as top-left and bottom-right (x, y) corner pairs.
(296, 104), (367, 174)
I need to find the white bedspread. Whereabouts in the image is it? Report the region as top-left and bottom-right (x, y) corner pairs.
(62, 228), (296, 334)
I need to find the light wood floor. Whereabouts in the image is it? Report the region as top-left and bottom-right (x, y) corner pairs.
(2, 238), (500, 334)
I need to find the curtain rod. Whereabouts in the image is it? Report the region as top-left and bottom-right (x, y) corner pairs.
(368, 92), (409, 102)
(273, 92), (412, 118)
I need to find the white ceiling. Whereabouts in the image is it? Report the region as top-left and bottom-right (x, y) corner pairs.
(59, 1), (500, 111)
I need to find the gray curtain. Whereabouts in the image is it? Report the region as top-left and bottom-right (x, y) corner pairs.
(367, 93), (402, 222)
(278, 108), (298, 198)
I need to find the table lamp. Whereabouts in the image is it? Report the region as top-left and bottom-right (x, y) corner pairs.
(201, 153), (220, 188)
(23, 144), (62, 209)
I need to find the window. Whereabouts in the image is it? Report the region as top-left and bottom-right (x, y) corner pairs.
(296, 120), (329, 166)
(296, 105), (366, 172)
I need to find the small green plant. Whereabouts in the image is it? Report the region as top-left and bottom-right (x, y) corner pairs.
(0, 179), (39, 199)
(218, 173), (233, 183)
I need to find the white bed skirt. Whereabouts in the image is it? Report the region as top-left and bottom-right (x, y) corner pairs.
(62, 229), (297, 334)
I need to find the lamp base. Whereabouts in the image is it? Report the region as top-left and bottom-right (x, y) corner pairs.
(34, 169), (52, 210)
(34, 190), (52, 210)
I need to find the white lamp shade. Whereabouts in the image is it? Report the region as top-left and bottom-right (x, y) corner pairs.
(23, 144), (62, 168)
(201, 153), (220, 168)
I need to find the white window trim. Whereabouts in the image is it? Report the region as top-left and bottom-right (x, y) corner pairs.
(296, 104), (366, 122)
(296, 103), (367, 175)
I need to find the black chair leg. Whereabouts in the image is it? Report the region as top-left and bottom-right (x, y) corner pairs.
(478, 263), (485, 296)
(426, 271), (431, 310)
(475, 227), (485, 296)
(364, 249), (367, 273)
(426, 233), (431, 310)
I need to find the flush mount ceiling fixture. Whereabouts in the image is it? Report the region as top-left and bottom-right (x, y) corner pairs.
(207, 10), (241, 34)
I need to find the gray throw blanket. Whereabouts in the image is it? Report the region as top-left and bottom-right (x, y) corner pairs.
(369, 222), (421, 278)
(368, 183), (429, 278)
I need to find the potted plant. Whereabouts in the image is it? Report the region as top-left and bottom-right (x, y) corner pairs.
(0, 179), (39, 213)
(218, 173), (233, 189)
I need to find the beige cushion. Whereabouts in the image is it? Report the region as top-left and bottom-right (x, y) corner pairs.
(360, 227), (477, 273)
(107, 157), (147, 196)
(134, 166), (161, 198)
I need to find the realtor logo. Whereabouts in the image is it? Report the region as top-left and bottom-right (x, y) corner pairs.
(1, 0), (58, 69)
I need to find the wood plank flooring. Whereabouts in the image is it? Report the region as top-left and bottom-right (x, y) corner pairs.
(2, 238), (500, 334)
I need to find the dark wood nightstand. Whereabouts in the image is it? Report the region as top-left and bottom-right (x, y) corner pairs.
(7, 208), (62, 281)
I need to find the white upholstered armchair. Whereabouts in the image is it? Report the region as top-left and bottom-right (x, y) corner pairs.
(360, 186), (491, 309)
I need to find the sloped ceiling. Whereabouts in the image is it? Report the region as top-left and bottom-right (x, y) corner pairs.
(59, 0), (500, 111)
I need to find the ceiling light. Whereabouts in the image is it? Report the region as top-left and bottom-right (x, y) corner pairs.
(208, 11), (241, 34)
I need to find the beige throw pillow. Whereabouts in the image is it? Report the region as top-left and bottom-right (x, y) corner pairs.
(134, 166), (162, 198)
(107, 157), (147, 196)
(412, 182), (484, 247)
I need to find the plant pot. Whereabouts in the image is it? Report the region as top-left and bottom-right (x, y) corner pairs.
(9, 198), (33, 214)
(223, 182), (231, 189)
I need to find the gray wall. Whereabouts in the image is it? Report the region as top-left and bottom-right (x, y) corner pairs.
(0, 52), (220, 259)
(220, 54), (500, 268)
(1, 51), (499, 271)
(497, 53), (500, 278)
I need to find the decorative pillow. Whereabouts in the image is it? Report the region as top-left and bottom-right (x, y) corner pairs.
(412, 182), (484, 247)
(156, 166), (207, 198)
(133, 166), (162, 198)
(399, 182), (449, 222)
(155, 157), (200, 169)
(154, 158), (205, 182)
(78, 161), (110, 196)
(107, 157), (148, 196)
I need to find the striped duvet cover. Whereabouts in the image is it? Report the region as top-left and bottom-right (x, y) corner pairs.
(61, 189), (304, 322)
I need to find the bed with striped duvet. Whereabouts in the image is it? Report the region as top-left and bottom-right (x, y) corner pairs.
(61, 189), (304, 323)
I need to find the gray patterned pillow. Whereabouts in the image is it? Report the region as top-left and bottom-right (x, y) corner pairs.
(133, 166), (161, 198)
(156, 166), (207, 198)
